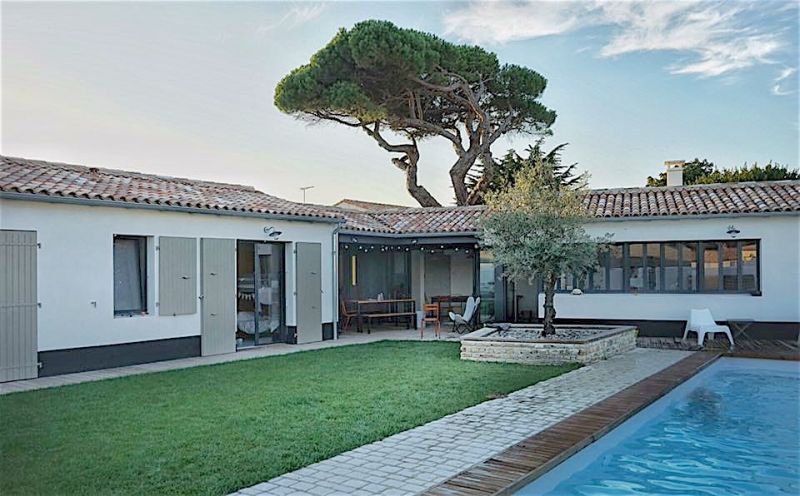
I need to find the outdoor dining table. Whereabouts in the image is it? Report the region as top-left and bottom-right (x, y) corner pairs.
(350, 298), (417, 333)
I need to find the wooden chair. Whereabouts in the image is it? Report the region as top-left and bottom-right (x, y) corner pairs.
(340, 300), (356, 333)
(422, 303), (441, 339)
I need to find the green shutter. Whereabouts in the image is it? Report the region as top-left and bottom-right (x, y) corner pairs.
(159, 237), (197, 316)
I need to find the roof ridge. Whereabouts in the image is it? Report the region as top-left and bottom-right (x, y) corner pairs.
(590, 180), (800, 194)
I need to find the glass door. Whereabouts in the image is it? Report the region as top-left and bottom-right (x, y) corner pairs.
(254, 243), (284, 345)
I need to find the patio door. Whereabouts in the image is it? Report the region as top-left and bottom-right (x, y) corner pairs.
(253, 243), (284, 345)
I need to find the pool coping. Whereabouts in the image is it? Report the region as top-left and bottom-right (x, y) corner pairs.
(422, 351), (720, 496)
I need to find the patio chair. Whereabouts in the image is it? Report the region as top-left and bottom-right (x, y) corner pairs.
(339, 300), (356, 333)
(449, 296), (481, 334)
(682, 308), (734, 348)
(422, 303), (441, 339)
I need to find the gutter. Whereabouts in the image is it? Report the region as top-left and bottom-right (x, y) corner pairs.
(331, 224), (341, 340)
(339, 210), (799, 239)
(0, 191), (344, 224)
(585, 210), (800, 223)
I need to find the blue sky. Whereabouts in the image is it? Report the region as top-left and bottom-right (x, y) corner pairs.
(2, 1), (798, 206)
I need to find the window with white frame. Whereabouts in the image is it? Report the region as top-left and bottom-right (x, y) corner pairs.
(113, 235), (148, 315)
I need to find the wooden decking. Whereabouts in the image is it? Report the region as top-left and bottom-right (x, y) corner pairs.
(423, 352), (719, 496)
(637, 336), (800, 360)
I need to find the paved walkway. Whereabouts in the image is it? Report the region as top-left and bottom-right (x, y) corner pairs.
(0, 328), (459, 395)
(231, 348), (691, 496)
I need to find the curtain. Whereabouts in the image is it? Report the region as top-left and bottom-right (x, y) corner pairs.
(114, 238), (144, 313)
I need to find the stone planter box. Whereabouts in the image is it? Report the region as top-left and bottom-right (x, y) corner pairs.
(460, 325), (637, 365)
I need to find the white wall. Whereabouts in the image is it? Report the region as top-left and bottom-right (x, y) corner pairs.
(0, 199), (338, 351)
(450, 254), (474, 296)
(424, 253), (451, 300)
(540, 215), (800, 323)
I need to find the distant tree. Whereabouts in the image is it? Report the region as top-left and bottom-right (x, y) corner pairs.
(274, 20), (556, 207)
(481, 153), (605, 336)
(647, 159), (799, 186)
(466, 139), (580, 201)
(695, 162), (800, 184)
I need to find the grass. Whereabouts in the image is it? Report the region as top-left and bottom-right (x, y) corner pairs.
(0, 341), (578, 495)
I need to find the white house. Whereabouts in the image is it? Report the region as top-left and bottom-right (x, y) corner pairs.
(1, 157), (341, 381)
(332, 165), (800, 340)
(1, 156), (798, 382)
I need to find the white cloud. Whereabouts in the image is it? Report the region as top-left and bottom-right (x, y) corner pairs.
(772, 66), (797, 95)
(257, 3), (326, 34)
(444, 0), (793, 80)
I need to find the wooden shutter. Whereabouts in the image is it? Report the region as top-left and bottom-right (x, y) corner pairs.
(159, 237), (197, 316)
(0, 230), (38, 382)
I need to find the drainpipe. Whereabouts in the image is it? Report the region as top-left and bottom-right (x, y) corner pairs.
(331, 224), (341, 339)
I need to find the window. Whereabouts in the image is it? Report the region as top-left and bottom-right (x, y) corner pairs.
(555, 239), (760, 294)
(721, 241), (738, 291)
(645, 244), (661, 291)
(590, 250), (607, 291)
(702, 242), (720, 291)
(113, 235), (147, 316)
(681, 242), (698, 291)
(627, 243), (645, 291)
(608, 245), (624, 291)
(741, 241), (759, 292)
(663, 243), (680, 291)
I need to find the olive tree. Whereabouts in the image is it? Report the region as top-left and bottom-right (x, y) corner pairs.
(480, 151), (605, 335)
(274, 20), (556, 207)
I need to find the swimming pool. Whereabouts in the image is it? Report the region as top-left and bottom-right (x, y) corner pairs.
(518, 358), (800, 495)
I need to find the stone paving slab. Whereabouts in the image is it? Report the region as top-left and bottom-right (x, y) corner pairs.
(231, 348), (691, 496)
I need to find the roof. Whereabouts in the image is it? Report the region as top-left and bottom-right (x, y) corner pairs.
(334, 181), (800, 234)
(332, 198), (408, 211)
(3, 155), (797, 235)
(0, 156), (340, 221)
(584, 181), (800, 218)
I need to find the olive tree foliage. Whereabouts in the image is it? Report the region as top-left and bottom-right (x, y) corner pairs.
(274, 20), (556, 207)
(480, 154), (606, 335)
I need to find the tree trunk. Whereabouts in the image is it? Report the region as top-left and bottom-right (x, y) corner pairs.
(542, 273), (557, 336)
(392, 157), (441, 207)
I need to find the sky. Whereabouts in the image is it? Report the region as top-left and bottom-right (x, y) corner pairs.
(2, 1), (798, 207)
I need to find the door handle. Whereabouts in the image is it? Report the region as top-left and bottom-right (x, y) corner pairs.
(210, 313), (217, 316)
(181, 276), (191, 280)
(210, 272), (217, 276)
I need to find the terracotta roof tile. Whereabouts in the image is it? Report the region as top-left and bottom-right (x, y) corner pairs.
(1, 156), (339, 220)
(3, 156), (798, 235)
(334, 181), (800, 233)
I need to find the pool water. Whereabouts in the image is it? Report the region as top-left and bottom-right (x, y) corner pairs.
(519, 358), (800, 495)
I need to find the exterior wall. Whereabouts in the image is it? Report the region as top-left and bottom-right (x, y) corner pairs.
(540, 215), (800, 324)
(450, 255), (474, 296)
(0, 199), (338, 352)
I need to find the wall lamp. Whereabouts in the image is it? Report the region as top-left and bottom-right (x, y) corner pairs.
(264, 226), (283, 238)
(726, 225), (741, 238)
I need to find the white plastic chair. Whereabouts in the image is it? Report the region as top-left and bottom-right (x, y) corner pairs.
(449, 296), (481, 334)
(683, 309), (734, 348)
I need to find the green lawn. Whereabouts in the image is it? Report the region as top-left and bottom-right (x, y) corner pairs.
(0, 341), (577, 495)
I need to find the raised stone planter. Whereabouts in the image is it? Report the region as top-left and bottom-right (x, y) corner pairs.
(460, 324), (637, 365)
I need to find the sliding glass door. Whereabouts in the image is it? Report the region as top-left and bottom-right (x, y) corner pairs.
(236, 241), (285, 348)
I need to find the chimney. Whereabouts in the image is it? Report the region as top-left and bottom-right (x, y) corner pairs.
(665, 160), (685, 186)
